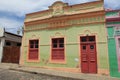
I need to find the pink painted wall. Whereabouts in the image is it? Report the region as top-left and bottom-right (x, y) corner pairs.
(115, 36), (120, 72)
(108, 23), (120, 72)
(115, 25), (120, 72)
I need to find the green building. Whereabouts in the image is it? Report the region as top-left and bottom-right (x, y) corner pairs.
(106, 9), (120, 78)
(20, 0), (109, 75)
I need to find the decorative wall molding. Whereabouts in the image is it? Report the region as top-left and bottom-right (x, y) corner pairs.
(25, 1), (104, 22)
(24, 11), (105, 32)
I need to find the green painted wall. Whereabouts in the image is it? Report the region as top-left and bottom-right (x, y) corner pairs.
(106, 11), (120, 78)
(106, 12), (118, 17)
(107, 27), (120, 78)
(22, 23), (109, 72)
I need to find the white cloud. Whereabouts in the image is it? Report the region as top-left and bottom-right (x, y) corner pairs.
(0, 17), (23, 34)
(0, 0), (59, 17)
(0, 17), (22, 28)
(0, 0), (120, 33)
(0, 0), (119, 17)
(104, 0), (120, 9)
(64, 0), (97, 5)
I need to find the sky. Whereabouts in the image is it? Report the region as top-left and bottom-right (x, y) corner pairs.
(0, 0), (120, 34)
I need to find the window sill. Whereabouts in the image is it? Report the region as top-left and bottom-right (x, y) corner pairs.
(49, 60), (66, 64)
(26, 59), (40, 63)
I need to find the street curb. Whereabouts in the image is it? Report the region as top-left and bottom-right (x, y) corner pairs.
(9, 68), (84, 80)
(9, 67), (120, 80)
(9, 68), (38, 74)
(0, 63), (119, 80)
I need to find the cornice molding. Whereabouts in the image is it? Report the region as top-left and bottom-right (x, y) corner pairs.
(25, 11), (105, 26)
(25, 1), (104, 22)
(24, 21), (105, 32)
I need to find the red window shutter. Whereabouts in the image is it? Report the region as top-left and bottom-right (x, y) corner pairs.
(29, 40), (39, 60)
(29, 49), (38, 60)
(52, 38), (64, 60)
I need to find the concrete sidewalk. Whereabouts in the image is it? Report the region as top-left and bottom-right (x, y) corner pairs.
(0, 63), (119, 80)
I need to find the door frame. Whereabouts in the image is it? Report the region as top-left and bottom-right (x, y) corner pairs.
(80, 35), (97, 73)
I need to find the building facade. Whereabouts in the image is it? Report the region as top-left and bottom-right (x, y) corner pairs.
(0, 27), (22, 63)
(21, 0), (109, 75)
(106, 10), (120, 77)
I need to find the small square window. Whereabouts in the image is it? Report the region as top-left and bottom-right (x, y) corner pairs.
(17, 43), (21, 46)
(83, 46), (86, 50)
(29, 40), (39, 49)
(59, 44), (64, 48)
(35, 44), (38, 48)
(53, 44), (57, 48)
(81, 37), (87, 42)
(30, 40), (34, 44)
(6, 42), (11, 46)
(89, 36), (95, 42)
(52, 38), (64, 48)
(30, 45), (34, 48)
(35, 40), (38, 44)
(90, 45), (94, 49)
(52, 39), (57, 44)
(59, 39), (64, 44)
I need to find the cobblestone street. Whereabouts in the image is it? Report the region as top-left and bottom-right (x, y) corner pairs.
(0, 68), (81, 80)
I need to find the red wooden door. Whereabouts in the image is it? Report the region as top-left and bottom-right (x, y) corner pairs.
(2, 46), (20, 63)
(81, 43), (89, 73)
(80, 36), (97, 73)
(88, 43), (97, 73)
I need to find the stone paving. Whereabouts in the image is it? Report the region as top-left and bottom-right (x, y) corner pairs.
(0, 68), (82, 80)
(0, 63), (120, 80)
